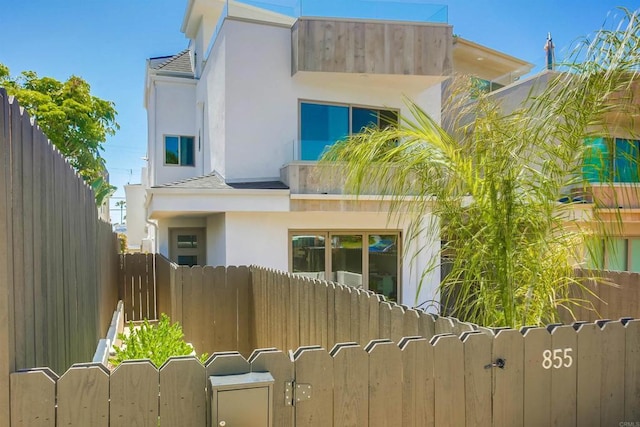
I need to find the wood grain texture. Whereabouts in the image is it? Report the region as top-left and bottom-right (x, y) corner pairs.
(549, 324), (577, 427)
(625, 319), (640, 421)
(492, 329), (524, 427)
(57, 364), (110, 427)
(433, 334), (465, 426)
(599, 320), (625, 426)
(400, 337), (434, 427)
(0, 88), (13, 423)
(462, 332), (491, 427)
(250, 349), (295, 427)
(294, 18), (452, 76)
(575, 322), (601, 427)
(368, 341), (402, 427)
(332, 344), (368, 426)
(159, 357), (206, 427)
(294, 347), (334, 427)
(521, 327), (551, 427)
(110, 360), (159, 427)
(10, 369), (57, 427)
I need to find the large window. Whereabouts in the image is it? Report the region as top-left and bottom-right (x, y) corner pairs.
(583, 137), (640, 183)
(300, 102), (398, 161)
(290, 231), (400, 302)
(165, 135), (195, 166)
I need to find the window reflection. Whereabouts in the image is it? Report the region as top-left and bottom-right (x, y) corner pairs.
(369, 235), (398, 301)
(292, 234), (326, 279)
(332, 235), (363, 287)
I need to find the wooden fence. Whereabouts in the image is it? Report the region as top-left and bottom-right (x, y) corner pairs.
(567, 268), (640, 322)
(0, 88), (120, 424)
(119, 253), (156, 321)
(9, 317), (640, 426)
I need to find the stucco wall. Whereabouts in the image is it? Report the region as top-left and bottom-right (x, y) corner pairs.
(208, 18), (443, 182)
(124, 184), (147, 249)
(151, 78), (198, 186)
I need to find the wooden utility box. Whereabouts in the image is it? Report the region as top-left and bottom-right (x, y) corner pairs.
(210, 372), (274, 427)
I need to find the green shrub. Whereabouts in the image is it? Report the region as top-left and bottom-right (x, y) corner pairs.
(110, 314), (208, 368)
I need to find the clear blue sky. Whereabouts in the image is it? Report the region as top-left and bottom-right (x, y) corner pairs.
(1, 1), (636, 223)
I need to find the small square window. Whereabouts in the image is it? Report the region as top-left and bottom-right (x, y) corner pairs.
(165, 135), (195, 166)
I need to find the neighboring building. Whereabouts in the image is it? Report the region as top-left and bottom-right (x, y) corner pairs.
(126, 0), (532, 306)
(483, 69), (640, 273)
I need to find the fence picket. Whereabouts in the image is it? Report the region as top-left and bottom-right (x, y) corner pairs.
(400, 337), (434, 427)
(575, 322), (602, 427)
(201, 266), (216, 356)
(462, 332), (491, 427)
(215, 266), (238, 352)
(367, 340), (402, 427)
(549, 324), (577, 426)
(250, 349), (295, 427)
(10, 368), (57, 427)
(625, 319), (640, 421)
(109, 360), (158, 427)
(378, 301), (392, 339)
(432, 334), (465, 426)
(418, 311), (436, 341)
(57, 364), (110, 427)
(390, 304), (405, 342)
(492, 328), (524, 427)
(294, 347), (334, 426)
(0, 89), (12, 422)
(521, 327), (551, 427)
(10, 100), (26, 371)
(599, 320), (626, 425)
(159, 357), (206, 427)
(332, 344), (368, 426)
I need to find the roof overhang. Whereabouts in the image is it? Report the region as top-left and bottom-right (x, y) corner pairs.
(453, 37), (533, 83)
(146, 187), (291, 219)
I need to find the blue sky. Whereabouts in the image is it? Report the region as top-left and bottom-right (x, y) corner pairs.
(1, 0), (636, 223)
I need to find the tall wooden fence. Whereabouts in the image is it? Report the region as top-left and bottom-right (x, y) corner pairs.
(567, 268), (640, 322)
(0, 88), (120, 424)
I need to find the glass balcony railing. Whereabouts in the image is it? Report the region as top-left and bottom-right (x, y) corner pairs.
(235, 0), (448, 23)
(207, 0), (447, 67)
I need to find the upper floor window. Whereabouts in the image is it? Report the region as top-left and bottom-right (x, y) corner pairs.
(300, 101), (398, 161)
(583, 137), (640, 183)
(165, 135), (195, 166)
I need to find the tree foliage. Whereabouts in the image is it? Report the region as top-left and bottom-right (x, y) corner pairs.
(0, 64), (119, 204)
(323, 8), (640, 328)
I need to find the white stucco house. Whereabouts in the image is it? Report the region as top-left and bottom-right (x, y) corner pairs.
(126, 0), (532, 307)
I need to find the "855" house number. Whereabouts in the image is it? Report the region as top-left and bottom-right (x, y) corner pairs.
(542, 348), (573, 369)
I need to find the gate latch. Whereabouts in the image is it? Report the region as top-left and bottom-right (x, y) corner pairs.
(484, 358), (506, 369)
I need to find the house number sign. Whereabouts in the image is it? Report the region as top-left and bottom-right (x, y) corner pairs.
(542, 348), (573, 369)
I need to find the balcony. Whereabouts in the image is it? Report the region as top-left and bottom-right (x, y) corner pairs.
(292, 17), (453, 76)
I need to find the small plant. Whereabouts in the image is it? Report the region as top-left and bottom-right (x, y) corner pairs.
(110, 314), (207, 368)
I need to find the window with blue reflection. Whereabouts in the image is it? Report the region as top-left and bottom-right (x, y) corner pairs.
(300, 102), (398, 161)
(614, 138), (640, 183)
(300, 103), (349, 161)
(164, 135), (195, 166)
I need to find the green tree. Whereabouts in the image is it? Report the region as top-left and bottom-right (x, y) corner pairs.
(0, 64), (119, 205)
(323, 9), (640, 328)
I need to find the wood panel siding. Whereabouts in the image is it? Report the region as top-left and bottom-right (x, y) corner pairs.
(292, 18), (453, 76)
